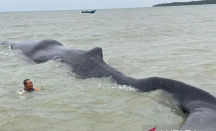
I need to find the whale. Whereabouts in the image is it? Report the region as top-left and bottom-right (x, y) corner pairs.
(1, 39), (216, 130)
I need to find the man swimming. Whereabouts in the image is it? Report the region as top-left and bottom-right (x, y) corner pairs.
(22, 79), (39, 92)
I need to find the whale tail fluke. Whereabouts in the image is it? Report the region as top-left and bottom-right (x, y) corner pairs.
(181, 107), (216, 131)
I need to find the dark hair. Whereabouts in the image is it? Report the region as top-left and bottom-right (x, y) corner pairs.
(23, 79), (30, 85)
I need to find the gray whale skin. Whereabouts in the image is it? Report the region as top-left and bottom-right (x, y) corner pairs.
(1, 39), (216, 131)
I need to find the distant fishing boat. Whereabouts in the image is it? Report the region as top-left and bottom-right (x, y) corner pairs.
(82, 10), (96, 13)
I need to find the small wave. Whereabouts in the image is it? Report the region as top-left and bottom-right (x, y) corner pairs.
(15, 90), (26, 99)
(13, 24), (28, 28)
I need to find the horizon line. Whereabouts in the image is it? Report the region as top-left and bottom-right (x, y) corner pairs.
(0, 6), (153, 13)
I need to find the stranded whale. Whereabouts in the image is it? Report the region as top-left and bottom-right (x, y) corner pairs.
(1, 39), (216, 130)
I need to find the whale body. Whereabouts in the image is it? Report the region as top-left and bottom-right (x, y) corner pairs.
(1, 39), (216, 130)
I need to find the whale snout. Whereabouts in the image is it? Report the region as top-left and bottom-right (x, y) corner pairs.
(0, 41), (15, 46)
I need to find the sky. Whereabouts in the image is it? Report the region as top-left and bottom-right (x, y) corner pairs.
(0, 0), (191, 12)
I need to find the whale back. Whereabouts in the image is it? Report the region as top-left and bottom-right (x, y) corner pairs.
(68, 47), (109, 78)
(11, 39), (63, 57)
(2, 39), (110, 79)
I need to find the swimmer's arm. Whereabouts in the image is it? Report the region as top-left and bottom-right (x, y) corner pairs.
(33, 87), (40, 91)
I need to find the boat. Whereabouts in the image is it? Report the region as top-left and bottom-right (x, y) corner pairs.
(82, 10), (96, 13)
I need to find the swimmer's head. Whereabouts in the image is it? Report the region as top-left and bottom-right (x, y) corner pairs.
(23, 79), (33, 91)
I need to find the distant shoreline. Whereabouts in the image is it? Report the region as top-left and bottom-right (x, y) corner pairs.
(153, 0), (216, 7)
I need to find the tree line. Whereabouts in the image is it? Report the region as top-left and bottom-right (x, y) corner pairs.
(153, 0), (216, 7)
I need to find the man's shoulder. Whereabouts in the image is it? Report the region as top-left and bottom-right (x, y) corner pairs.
(33, 87), (39, 91)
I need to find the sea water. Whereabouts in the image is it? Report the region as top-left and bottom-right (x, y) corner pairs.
(0, 4), (216, 131)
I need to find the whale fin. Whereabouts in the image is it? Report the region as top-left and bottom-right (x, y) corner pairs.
(85, 47), (103, 61)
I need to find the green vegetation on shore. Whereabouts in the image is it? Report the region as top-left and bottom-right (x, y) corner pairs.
(153, 0), (216, 7)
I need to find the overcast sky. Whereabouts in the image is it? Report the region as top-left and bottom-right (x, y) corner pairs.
(0, 0), (191, 12)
